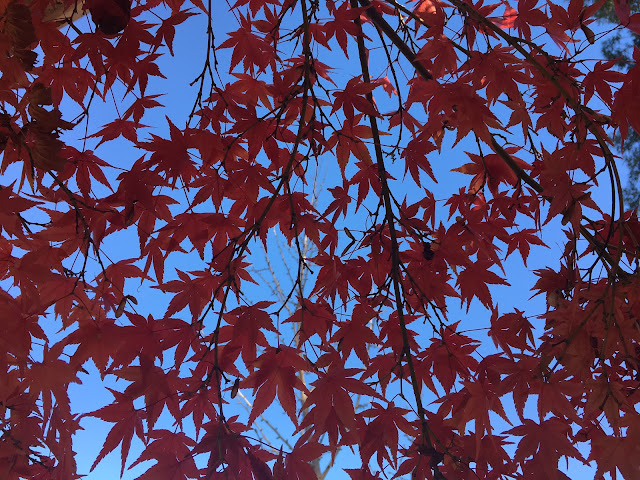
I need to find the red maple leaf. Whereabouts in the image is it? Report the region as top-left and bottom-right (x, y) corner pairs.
(456, 260), (510, 310)
(300, 365), (380, 449)
(4, 1), (640, 479)
(243, 346), (309, 426)
(85, 388), (146, 476)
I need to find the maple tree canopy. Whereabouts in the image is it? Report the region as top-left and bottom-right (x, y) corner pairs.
(2, 0), (640, 478)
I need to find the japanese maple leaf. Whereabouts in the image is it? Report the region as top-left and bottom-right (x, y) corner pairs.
(628, 13), (640, 34)
(507, 418), (584, 477)
(277, 430), (328, 480)
(346, 466), (383, 480)
(582, 60), (625, 106)
(542, 181), (599, 232)
(60, 147), (113, 198)
(331, 76), (380, 119)
(72, 30), (115, 77)
(379, 311), (421, 357)
(416, 34), (458, 78)
(401, 136), (437, 187)
(454, 147), (529, 195)
(270, 193), (326, 247)
(128, 430), (198, 480)
(242, 345), (309, 426)
(193, 417), (269, 478)
(88, 118), (142, 146)
(325, 115), (374, 175)
(0, 183), (40, 238)
(284, 298), (336, 343)
(218, 302), (277, 367)
(497, 5), (518, 29)
(131, 53), (165, 94)
(34, 64), (96, 106)
(589, 421), (640, 480)
(103, 313), (169, 370)
(140, 117), (198, 186)
(441, 83), (503, 145)
(322, 0), (361, 55)
(86, 388), (146, 476)
(122, 94), (164, 123)
(218, 12), (275, 73)
(612, 48), (640, 141)
(438, 376), (511, 456)
(456, 260), (509, 310)
(300, 365), (380, 449)
(155, 269), (221, 320)
(233, 0), (281, 15)
(413, 0), (446, 26)
(152, 9), (196, 56)
(227, 73), (272, 108)
(505, 228), (547, 266)
(117, 358), (184, 428)
(179, 376), (219, 435)
(27, 345), (80, 417)
(488, 309), (535, 358)
(418, 321), (480, 393)
(614, 0), (631, 24)
(323, 183), (352, 223)
(537, 372), (583, 424)
(330, 302), (379, 363)
(63, 319), (122, 373)
(389, 107), (422, 135)
(349, 161), (388, 209)
(101, 259), (152, 304)
(310, 253), (353, 304)
(359, 402), (415, 469)
(511, 0), (549, 40)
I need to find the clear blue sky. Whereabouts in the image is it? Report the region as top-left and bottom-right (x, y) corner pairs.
(37, 2), (629, 479)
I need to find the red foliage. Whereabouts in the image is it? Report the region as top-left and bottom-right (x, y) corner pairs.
(1, 0), (640, 479)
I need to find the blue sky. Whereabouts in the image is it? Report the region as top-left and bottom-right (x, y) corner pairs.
(26, 1), (634, 479)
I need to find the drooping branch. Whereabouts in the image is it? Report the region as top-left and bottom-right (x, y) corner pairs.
(350, 2), (449, 477)
(358, 0), (629, 277)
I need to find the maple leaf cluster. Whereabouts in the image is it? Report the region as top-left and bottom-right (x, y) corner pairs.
(1, 0), (640, 479)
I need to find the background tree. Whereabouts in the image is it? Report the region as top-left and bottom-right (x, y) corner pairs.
(2, 0), (640, 480)
(241, 166), (329, 478)
(592, 0), (640, 206)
